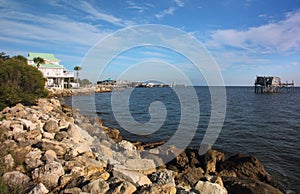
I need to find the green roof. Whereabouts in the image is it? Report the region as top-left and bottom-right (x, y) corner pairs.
(31, 63), (63, 69)
(27, 53), (60, 62)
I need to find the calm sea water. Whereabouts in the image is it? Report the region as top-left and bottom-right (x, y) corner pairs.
(64, 86), (300, 192)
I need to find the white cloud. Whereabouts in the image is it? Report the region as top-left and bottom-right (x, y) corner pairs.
(207, 11), (300, 54)
(79, 1), (125, 26)
(126, 1), (150, 13)
(155, 7), (176, 19)
(0, 12), (107, 47)
(174, 0), (185, 7)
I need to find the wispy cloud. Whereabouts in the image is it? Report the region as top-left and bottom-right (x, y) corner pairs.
(125, 1), (152, 13)
(174, 0), (185, 7)
(154, 0), (185, 19)
(79, 1), (125, 26)
(206, 11), (300, 54)
(155, 7), (176, 19)
(0, 12), (107, 47)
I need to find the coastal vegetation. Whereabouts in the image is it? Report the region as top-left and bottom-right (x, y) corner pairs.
(73, 66), (82, 85)
(0, 52), (48, 110)
(78, 78), (92, 87)
(33, 57), (45, 69)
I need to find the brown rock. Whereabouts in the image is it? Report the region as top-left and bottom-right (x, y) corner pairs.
(2, 171), (30, 190)
(32, 161), (65, 189)
(28, 183), (49, 194)
(61, 187), (82, 194)
(149, 170), (176, 186)
(43, 119), (59, 133)
(25, 129), (42, 140)
(3, 154), (15, 171)
(140, 184), (176, 194)
(38, 139), (68, 158)
(25, 150), (43, 171)
(223, 177), (283, 194)
(55, 131), (69, 141)
(219, 154), (272, 183)
(42, 149), (58, 164)
(165, 146), (188, 171)
(175, 167), (204, 187)
(203, 149), (225, 174)
(194, 180), (228, 194)
(82, 179), (109, 194)
(108, 128), (123, 143)
(107, 179), (137, 194)
(113, 166), (152, 187)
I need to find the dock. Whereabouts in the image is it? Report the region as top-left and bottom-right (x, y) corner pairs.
(254, 76), (295, 93)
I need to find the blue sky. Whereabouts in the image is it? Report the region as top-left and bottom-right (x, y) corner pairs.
(1, 0), (300, 85)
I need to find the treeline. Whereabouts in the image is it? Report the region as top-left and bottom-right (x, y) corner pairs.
(0, 52), (48, 110)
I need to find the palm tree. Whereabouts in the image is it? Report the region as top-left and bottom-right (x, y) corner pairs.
(73, 66), (82, 86)
(33, 57), (45, 69)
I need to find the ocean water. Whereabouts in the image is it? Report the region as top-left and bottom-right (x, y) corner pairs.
(64, 86), (300, 192)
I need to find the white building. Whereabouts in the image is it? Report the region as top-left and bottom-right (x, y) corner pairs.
(27, 53), (74, 89)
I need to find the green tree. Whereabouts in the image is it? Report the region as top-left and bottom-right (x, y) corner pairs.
(0, 52), (9, 61)
(73, 66), (82, 86)
(12, 55), (27, 62)
(33, 57), (45, 69)
(0, 58), (48, 110)
(79, 78), (92, 87)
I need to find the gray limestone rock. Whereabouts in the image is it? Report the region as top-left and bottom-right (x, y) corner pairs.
(32, 161), (65, 189)
(2, 171), (30, 190)
(194, 180), (228, 194)
(43, 118), (59, 133)
(28, 183), (49, 194)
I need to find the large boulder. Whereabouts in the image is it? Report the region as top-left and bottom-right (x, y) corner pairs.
(28, 183), (49, 194)
(113, 166), (152, 187)
(3, 154), (15, 170)
(37, 139), (68, 157)
(32, 161), (65, 189)
(65, 143), (92, 159)
(82, 178), (110, 193)
(219, 154), (272, 182)
(140, 184), (176, 194)
(175, 167), (204, 187)
(25, 149), (43, 171)
(108, 128), (123, 143)
(194, 180), (228, 194)
(43, 118), (59, 133)
(67, 123), (94, 144)
(2, 171), (30, 190)
(223, 177), (283, 194)
(124, 159), (156, 174)
(149, 170), (175, 186)
(106, 177), (137, 194)
(203, 149), (225, 174)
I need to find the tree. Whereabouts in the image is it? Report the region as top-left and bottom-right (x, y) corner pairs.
(0, 57), (48, 110)
(33, 57), (45, 69)
(79, 78), (92, 87)
(73, 66), (82, 86)
(0, 52), (9, 61)
(12, 55), (27, 62)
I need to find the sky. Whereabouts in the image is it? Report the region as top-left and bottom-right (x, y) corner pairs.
(1, 0), (300, 85)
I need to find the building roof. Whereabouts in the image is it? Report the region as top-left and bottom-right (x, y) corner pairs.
(27, 53), (60, 62)
(31, 63), (64, 69)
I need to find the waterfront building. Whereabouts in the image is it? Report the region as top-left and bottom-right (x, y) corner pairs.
(27, 53), (74, 89)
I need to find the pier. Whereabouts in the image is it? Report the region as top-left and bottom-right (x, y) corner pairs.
(254, 76), (295, 93)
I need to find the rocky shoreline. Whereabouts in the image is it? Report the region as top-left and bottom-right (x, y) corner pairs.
(0, 98), (288, 193)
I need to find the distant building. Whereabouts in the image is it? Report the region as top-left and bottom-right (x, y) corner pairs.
(254, 76), (294, 93)
(27, 53), (74, 89)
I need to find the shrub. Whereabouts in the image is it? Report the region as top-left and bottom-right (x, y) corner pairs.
(0, 58), (48, 110)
